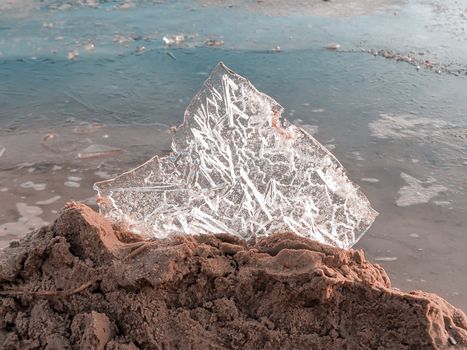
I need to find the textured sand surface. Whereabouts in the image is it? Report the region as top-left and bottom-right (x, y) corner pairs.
(0, 203), (466, 349)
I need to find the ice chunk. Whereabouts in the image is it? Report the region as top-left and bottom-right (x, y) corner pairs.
(369, 114), (451, 140)
(94, 63), (377, 249)
(20, 181), (46, 191)
(395, 172), (447, 207)
(78, 144), (122, 159)
(162, 34), (184, 46)
(36, 195), (61, 205)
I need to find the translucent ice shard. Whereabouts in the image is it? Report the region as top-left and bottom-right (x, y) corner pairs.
(94, 63), (377, 249)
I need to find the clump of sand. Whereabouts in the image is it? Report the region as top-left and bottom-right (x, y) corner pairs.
(1, 203), (466, 349)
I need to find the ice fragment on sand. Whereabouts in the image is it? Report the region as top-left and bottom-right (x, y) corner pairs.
(20, 181), (46, 191)
(0, 203), (48, 236)
(163, 34), (184, 46)
(78, 144), (122, 159)
(94, 63), (377, 249)
(324, 43), (340, 50)
(396, 172), (447, 207)
(68, 50), (79, 61)
(36, 195), (61, 205)
(369, 114), (450, 139)
(68, 176), (82, 182)
(95, 170), (113, 179)
(206, 39), (224, 47)
(64, 181), (81, 188)
(375, 257), (398, 262)
(433, 200), (451, 207)
(361, 178), (379, 183)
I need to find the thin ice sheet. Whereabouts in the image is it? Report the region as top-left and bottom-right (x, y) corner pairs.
(94, 63), (377, 248)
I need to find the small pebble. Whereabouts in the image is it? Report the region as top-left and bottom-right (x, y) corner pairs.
(135, 46), (146, 54)
(84, 42), (95, 51)
(325, 42), (340, 50)
(205, 39), (224, 47)
(67, 50), (79, 60)
(448, 336), (457, 345)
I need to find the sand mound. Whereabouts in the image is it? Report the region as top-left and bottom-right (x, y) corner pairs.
(0, 203), (466, 349)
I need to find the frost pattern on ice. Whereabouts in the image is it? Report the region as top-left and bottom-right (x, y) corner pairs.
(94, 63), (377, 249)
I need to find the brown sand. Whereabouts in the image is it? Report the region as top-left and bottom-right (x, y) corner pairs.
(0, 203), (466, 349)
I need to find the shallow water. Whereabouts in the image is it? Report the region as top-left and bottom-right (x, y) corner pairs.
(1, 0), (466, 309)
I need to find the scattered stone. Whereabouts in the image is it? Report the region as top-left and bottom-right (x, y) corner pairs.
(135, 46), (146, 54)
(113, 34), (133, 46)
(360, 48), (467, 76)
(67, 50), (79, 61)
(205, 39), (224, 47)
(163, 34), (184, 46)
(325, 42), (340, 50)
(117, 0), (135, 10)
(84, 42), (95, 51)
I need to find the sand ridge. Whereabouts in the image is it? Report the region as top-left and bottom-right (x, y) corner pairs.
(0, 203), (466, 349)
